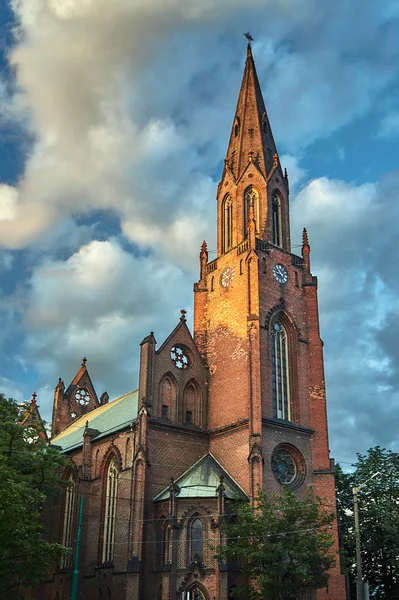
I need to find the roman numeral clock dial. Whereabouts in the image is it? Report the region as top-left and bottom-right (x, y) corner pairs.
(272, 263), (288, 285)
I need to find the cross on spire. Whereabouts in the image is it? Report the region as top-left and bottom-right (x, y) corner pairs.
(180, 309), (187, 322)
(82, 356), (87, 367)
(31, 392), (37, 404)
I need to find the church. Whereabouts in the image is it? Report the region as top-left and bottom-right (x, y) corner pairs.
(36, 42), (346, 600)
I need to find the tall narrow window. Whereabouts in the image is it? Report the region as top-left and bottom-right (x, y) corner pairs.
(244, 187), (259, 235)
(272, 192), (282, 247)
(191, 518), (203, 563)
(102, 458), (118, 563)
(272, 321), (291, 421)
(223, 196), (233, 253)
(61, 474), (76, 567)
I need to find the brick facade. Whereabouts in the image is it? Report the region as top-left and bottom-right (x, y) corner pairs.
(36, 43), (346, 600)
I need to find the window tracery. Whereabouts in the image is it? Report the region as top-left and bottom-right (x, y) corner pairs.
(102, 457), (118, 563)
(271, 320), (291, 421)
(60, 473), (76, 568)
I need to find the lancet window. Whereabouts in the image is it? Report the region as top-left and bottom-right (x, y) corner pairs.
(61, 473), (76, 567)
(190, 518), (203, 563)
(272, 191), (282, 247)
(222, 196), (233, 253)
(102, 457), (118, 563)
(271, 320), (291, 421)
(244, 187), (259, 235)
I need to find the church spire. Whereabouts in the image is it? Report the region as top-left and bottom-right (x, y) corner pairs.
(224, 40), (279, 181)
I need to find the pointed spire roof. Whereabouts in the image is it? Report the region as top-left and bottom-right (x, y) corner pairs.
(225, 43), (279, 181)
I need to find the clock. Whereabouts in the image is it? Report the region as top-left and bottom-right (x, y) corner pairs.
(220, 266), (235, 287)
(272, 263), (288, 285)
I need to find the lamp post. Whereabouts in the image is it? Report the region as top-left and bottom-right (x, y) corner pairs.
(352, 472), (379, 600)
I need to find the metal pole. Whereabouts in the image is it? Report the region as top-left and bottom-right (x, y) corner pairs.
(70, 497), (84, 600)
(352, 488), (363, 600)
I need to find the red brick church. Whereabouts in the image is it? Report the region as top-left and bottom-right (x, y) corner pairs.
(36, 42), (346, 600)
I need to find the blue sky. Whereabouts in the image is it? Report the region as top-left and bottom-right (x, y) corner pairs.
(0, 0), (398, 468)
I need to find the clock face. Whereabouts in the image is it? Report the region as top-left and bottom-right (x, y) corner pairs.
(272, 263), (288, 285)
(220, 266), (235, 287)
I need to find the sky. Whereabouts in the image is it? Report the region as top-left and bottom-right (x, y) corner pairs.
(0, 0), (398, 469)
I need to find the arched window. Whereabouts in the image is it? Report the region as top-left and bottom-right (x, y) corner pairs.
(272, 191), (282, 247)
(271, 321), (291, 421)
(61, 473), (76, 567)
(184, 381), (201, 426)
(244, 187), (259, 235)
(222, 196), (233, 253)
(188, 586), (207, 600)
(160, 375), (177, 420)
(191, 518), (203, 563)
(102, 457), (118, 563)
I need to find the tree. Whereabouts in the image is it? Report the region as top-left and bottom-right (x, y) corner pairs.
(336, 446), (399, 599)
(0, 393), (68, 599)
(218, 487), (336, 600)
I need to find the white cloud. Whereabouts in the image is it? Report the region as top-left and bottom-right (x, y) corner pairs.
(377, 110), (399, 138)
(22, 238), (193, 420)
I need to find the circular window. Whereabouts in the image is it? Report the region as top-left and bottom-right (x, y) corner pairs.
(75, 388), (90, 405)
(271, 446), (305, 488)
(170, 345), (190, 369)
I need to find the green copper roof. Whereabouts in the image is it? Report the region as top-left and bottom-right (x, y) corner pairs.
(154, 454), (247, 502)
(51, 389), (139, 452)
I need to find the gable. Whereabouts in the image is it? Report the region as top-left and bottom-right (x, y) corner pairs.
(153, 454), (248, 502)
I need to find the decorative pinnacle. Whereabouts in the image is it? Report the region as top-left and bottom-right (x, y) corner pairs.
(31, 392), (37, 404)
(180, 309), (187, 322)
(248, 149), (254, 163)
(200, 240), (208, 261)
(273, 153), (279, 167)
(82, 357), (87, 367)
(302, 227), (309, 247)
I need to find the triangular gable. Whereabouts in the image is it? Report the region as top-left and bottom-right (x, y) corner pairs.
(153, 453), (248, 502)
(20, 394), (48, 441)
(156, 314), (205, 366)
(65, 357), (99, 404)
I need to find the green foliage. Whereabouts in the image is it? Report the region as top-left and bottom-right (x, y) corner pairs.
(0, 393), (68, 599)
(336, 446), (399, 599)
(218, 487), (336, 600)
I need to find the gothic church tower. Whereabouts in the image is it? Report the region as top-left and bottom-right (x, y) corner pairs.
(194, 42), (344, 598)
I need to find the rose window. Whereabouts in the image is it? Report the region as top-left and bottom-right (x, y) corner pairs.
(170, 345), (190, 369)
(271, 448), (297, 486)
(75, 388), (90, 406)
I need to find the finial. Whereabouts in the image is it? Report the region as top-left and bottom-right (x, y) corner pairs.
(303, 228), (309, 247)
(58, 377), (62, 383)
(248, 150), (254, 163)
(284, 167), (288, 179)
(31, 392), (37, 404)
(201, 240), (207, 253)
(273, 153), (279, 167)
(82, 357), (87, 367)
(180, 309), (187, 322)
(85, 420), (89, 428)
